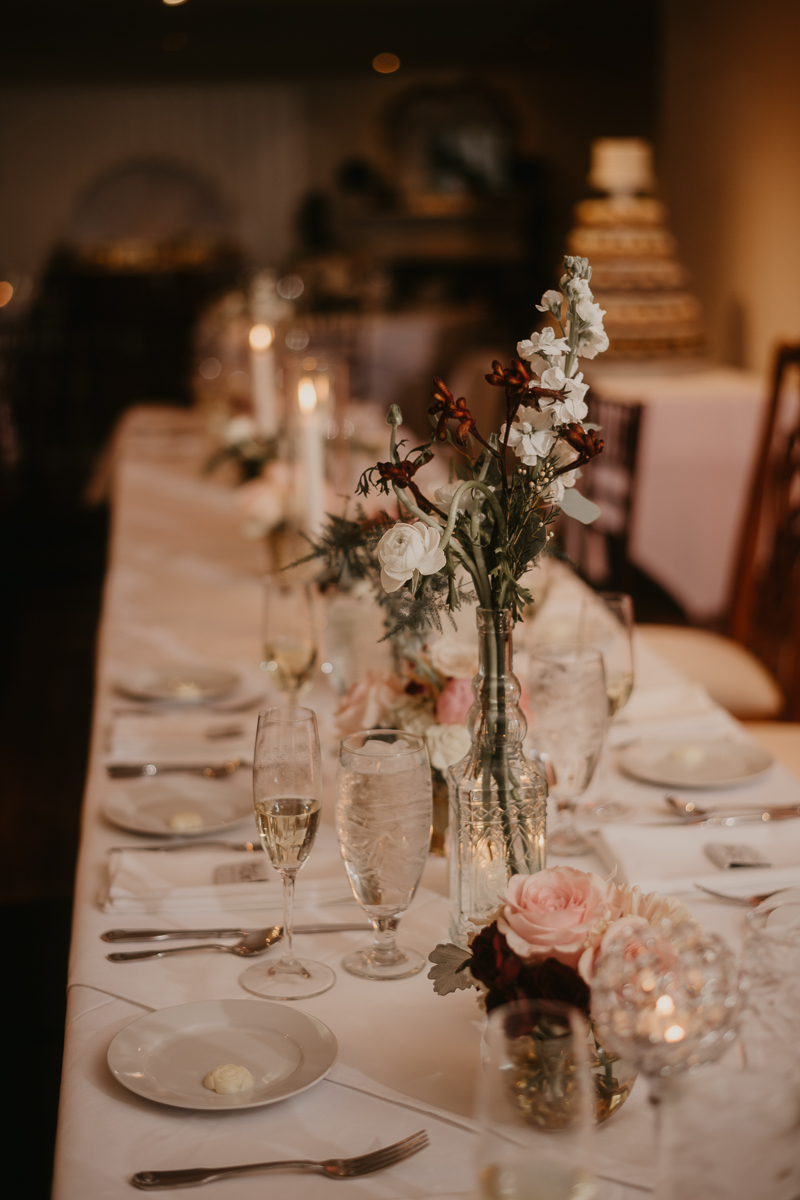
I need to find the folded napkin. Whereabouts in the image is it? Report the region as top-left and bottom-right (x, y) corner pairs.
(617, 681), (715, 727)
(105, 711), (257, 766)
(101, 846), (355, 913)
(595, 819), (800, 896)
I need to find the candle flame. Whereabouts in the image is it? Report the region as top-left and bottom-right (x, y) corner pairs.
(298, 378), (318, 413)
(655, 995), (675, 1016)
(249, 323), (274, 351)
(664, 1024), (685, 1043)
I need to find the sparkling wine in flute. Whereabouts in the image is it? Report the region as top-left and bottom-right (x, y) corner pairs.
(606, 671), (633, 719)
(255, 796), (321, 870)
(263, 637), (317, 695)
(479, 1162), (596, 1200)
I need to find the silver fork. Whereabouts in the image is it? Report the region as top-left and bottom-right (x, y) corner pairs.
(131, 1130), (429, 1189)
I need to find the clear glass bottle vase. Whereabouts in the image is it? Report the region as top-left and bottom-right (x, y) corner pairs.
(447, 608), (547, 946)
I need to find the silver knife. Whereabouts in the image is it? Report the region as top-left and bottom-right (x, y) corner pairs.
(653, 810), (800, 826)
(107, 760), (251, 779)
(101, 923), (369, 943)
(108, 841), (257, 853)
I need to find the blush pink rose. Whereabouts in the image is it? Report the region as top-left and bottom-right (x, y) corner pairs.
(498, 867), (613, 968)
(334, 671), (405, 737)
(436, 677), (474, 725)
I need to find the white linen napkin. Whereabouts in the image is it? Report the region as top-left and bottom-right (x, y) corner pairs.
(105, 711), (257, 766)
(100, 846), (355, 913)
(594, 819), (800, 895)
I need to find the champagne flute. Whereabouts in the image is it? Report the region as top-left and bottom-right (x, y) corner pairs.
(477, 999), (597, 1200)
(239, 706), (336, 1000)
(336, 729), (432, 980)
(582, 591), (634, 821)
(261, 576), (319, 704)
(527, 645), (607, 857)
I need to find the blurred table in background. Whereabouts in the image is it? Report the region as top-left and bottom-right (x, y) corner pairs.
(577, 365), (766, 623)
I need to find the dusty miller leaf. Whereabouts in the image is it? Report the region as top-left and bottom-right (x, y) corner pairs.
(427, 943), (475, 995)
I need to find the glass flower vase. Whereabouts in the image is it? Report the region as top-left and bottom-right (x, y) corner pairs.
(448, 608), (547, 946)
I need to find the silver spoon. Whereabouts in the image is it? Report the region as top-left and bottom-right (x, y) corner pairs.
(106, 928), (280, 962)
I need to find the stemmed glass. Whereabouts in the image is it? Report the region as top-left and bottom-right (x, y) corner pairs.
(240, 706), (336, 1000)
(477, 999), (597, 1200)
(527, 645), (607, 856)
(583, 591), (634, 821)
(261, 576), (319, 704)
(336, 729), (433, 980)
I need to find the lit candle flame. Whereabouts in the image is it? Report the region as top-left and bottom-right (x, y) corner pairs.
(249, 323), (274, 351)
(664, 1024), (685, 1043)
(298, 378), (318, 414)
(655, 995), (675, 1016)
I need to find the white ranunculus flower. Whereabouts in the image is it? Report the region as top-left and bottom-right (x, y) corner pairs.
(377, 522), (447, 593)
(237, 477), (284, 538)
(430, 635), (479, 680)
(501, 405), (557, 466)
(223, 415), (257, 445)
(392, 694), (438, 737)
(535, 289), (564, 316)
(426, 723), (472, 773)
(434, 480), (484, 517)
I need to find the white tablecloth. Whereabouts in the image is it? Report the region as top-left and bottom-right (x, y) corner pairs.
(585, 365), (766, 621)
(52, 408), (800, 1199)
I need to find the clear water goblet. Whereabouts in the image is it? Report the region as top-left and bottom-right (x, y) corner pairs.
(477, 999), (597, 1200)
(336, 729), (432, 980)
(527, 644), (607, 856)
(240, 706), (336, 1000)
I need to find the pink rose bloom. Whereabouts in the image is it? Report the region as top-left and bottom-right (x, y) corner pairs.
(498, 867), (613, 968)
(436, 677), (474, 725)
(334, 671), (405, 738)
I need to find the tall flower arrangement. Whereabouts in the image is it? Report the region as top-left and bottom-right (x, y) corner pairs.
(308, 256), (608, 940)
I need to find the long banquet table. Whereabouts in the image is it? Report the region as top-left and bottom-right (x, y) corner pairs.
(52, 408), (800, 1199)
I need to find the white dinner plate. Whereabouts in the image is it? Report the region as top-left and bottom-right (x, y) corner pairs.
(620, 737), (774, 789)
(107, 999), (337, 1110)
(103, 777), (255, 837)
(115, 665), (240, 705)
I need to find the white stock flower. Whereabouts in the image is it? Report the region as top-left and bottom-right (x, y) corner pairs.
(517, 327), (569, 366)
(539, 366), (589, 424)
(575, 298), (609, 359)
(426, 723), (472, 772)
(501, 405), (557, 465)
(535, 289), (563, 316)
(377, 522), (447, 593)
(564, 276), (593, 301)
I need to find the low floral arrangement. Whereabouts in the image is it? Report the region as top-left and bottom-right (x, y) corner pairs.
(429, 865), (694, 1121)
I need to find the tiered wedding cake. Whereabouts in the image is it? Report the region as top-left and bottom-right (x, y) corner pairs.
(567, 139), (703, 357)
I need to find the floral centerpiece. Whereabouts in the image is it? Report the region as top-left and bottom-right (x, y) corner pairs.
(305, 255), (609, 943)
(332, 635), (481, 854)
(428, 865), (697, 1124)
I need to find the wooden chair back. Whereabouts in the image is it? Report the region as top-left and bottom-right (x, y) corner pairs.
(731, 343), (800, 717)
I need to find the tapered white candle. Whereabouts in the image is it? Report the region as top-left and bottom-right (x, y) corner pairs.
(298, 377), (325, 537)
(249, 323), (278, 438)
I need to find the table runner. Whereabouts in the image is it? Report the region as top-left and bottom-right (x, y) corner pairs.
(52, 408), (800, 1198)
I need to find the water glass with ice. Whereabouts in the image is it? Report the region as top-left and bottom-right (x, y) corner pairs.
(336, 729), (432, 979)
